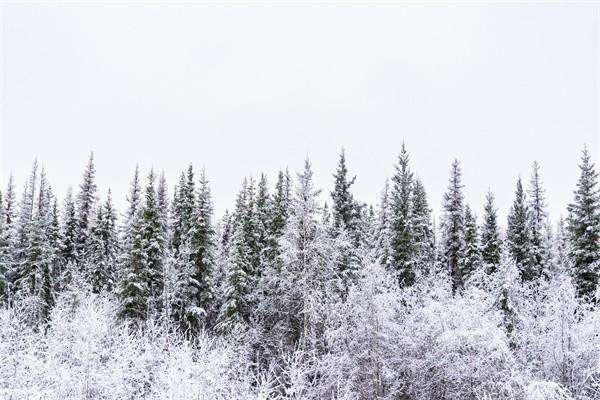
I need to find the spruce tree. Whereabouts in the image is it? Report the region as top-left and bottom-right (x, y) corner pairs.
(59, 188), (78, 290)
(17, 167), (54, 323)
(272, 159), (334, 349)
(189, 169), (215, 325)
(441, 159), (466, 293)
(172, 165), (196, 255)
(567, 147), (600, 298)
(118, 208), (148, 324)
(481, 190), (502, 272)
(411, 178), (434, 276)
(374, 180), (393, 269)
(12, 160), (38, 292)
(390, 143), (415, 286)
(507, 177), (531, 279)
(331, 150), (357, 237)
(75, 152), (97, 264)
(527, 161), (547, 278)
(141, 170), (164, 313)
(216, 222), (252, 334)
(87, 191), (119, 293)
(462, 204), (480, 280)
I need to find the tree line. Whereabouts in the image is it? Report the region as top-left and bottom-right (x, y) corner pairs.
(0, 144), (598, 398)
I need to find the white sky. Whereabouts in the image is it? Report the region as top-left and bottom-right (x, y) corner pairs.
(1, 2), (598, 225)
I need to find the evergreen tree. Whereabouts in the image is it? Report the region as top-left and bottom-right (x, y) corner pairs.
(265, 169), (291, 263)
(374, 180), (393, 269)
(170, 237), (203, 334)
(441, 159), (465, 293)
(118, 208), (148, 324)
(272, 159), (334, 350)
(481, 190), (502, 272)
(411, 178), (435, 276)
(12, 160), (38, 292)
(75, 152), (97, 264)
(255, 174), (271, 266)
(87, 191), (118, 293)
(216, 222), (253, 334)
(123, 164), (142, 238)
(3, 175), (17, 227)
(172, 165), (196, 255)
(567, 147), (600, 298)
(189, 169), (215, 325)
(507, 177), (531, 279)
(528, 161), (547, 278)
(462, 204), (480, 280)
(16, 167), (54, 323)
(390, 143), (415, 286)
(141, 170), (164, 313)
(331, 149), (357, 237)
(59, 188), (78, 290)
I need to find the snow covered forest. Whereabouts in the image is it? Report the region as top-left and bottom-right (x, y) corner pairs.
(0, 145), (598, 400)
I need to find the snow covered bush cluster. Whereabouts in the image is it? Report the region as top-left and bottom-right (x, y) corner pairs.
(0, 144), (598, 399)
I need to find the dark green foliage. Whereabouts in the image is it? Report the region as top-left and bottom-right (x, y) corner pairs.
(567, 147), (600, 299)
(481, 190), (502, 271)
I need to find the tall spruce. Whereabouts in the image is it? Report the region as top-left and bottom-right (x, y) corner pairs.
(462, 204), (480, 280)
(59, 188), (78, 290)
(189, 169), (215, 325)
(331, 150), (357, 237)
(141, 170), (165, 313)
(507, 177), (531, 279)
(411, 178), (434, 276)
(75, 152), (97, 264)
(172, 165), (196, 255)
(390, 143), (415, 286)
(441, 159), (466, 293)
(528, 161), (547, 278)
(567, 147), (600, 298)
(481, 190), (502, 272)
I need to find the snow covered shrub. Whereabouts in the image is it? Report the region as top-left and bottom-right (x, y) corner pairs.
(0, 290), (274, 400)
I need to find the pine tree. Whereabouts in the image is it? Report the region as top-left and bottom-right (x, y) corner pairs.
(12, 160), (38, 292)
(118, 208), (148, 324)
(265, 169), (291, 263)
(156, 172), (170, 246)
(141, 170), (165, 314)
(255, 174), (271, 266)
(273, 159), (334, 350)
(1, 178), (16, 300)
(216, 222), (253, 334)
(441, 159), (465, 293)
(374, 180), (393, 269)
(411, 178), (434, 276)
(87, 191), (118, 293)
(189, 169), (215, 325)
(75, 152), (97, 264)
(462, 204), (480, 280)
(567, 147), (600, 298)
(59, 188), (78, 290)
(172, 165), (196, 255)
(390, 143), (415, 286)
(507, 177), (531, 279)
(16, 167), (54, 323)
(528, 161), (547, 278)
(330, 150), (360, 291)
(123, 164), (142, 238)
(481, 190), (502, 272)
(331, 150), (357, 237)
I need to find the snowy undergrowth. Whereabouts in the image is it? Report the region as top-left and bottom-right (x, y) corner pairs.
(1, 274), (598, 400)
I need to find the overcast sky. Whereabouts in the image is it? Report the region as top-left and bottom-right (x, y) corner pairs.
(1, 2), (598, 225)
